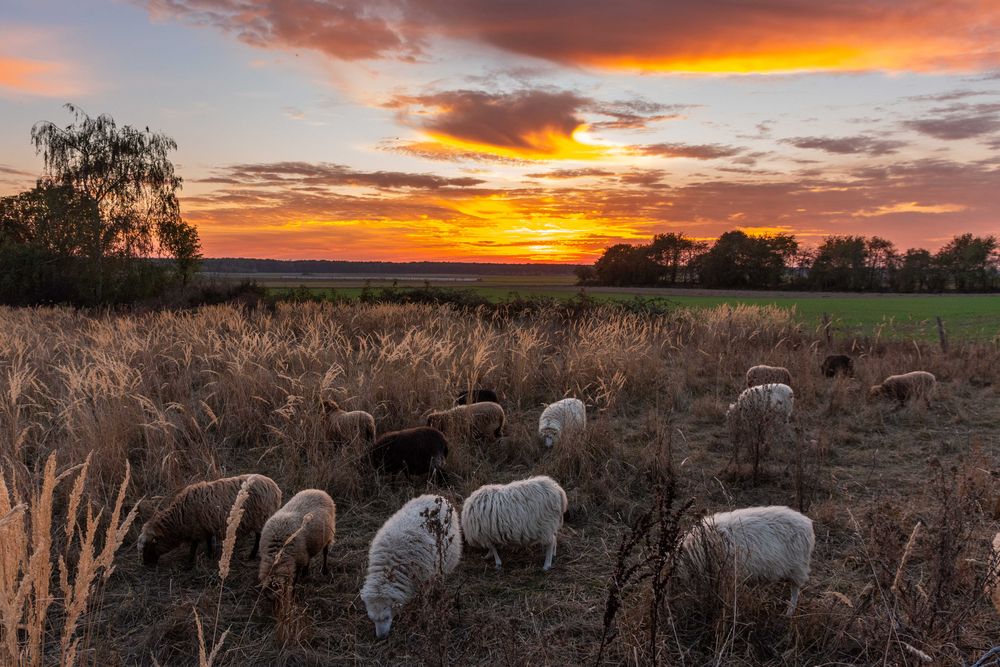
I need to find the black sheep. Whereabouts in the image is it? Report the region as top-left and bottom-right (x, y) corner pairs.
(369, 427), (449, 476)
(455, 388), (499, 406)
(821, 354), (854, 378)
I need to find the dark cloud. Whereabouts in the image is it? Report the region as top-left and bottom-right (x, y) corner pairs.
(588, 100), (693, 130)
(525, 168), (615, 179)
(198, 162), (485, 190)
(617, 169), (665, 187)
(783, 135), (906, 156)
(0, 165), (34, 177)
(636, 143), (742, 159)
(389, 89), (588, 155)
(905, 89), (994, 103)
(905, 115), (1000, 140)
(145, 0), (419, 61)
(382, 140), (534, 165)
(143, 0), (1000, 72)
(903, 102), (1000, 140)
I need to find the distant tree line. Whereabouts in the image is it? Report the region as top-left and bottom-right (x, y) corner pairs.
(202, 258), (581, 276)
(577, 231), (1000, 292)
(0, 104), (200, 306)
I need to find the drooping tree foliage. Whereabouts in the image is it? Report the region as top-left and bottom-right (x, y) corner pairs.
(0, 104), (201, 305)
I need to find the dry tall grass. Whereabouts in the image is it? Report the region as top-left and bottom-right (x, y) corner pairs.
(0, 301), (998, 665)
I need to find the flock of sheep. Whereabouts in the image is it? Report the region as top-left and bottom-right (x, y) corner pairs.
(134, 353), (939, 639)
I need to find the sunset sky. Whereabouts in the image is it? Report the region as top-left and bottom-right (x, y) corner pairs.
(1, 1), (999, 263)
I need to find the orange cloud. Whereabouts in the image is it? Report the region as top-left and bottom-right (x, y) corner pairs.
(424, 1), (1000, 74)
(144, 0), (1000, 74)
(0, 57), (85, 96)
(389, 90), (622, 161)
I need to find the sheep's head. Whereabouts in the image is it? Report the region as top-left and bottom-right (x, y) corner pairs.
(539, 430), (555, 448)
(363, 595), (395, 640)
(137, 523), (170, 566)
(868, 384), (884, 399)
(323, 399), (341, 413)
(258, 555), (295, 595)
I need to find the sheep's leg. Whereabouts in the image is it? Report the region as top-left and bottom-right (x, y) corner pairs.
(785, 585), (801, 617)
(543, 537), (557, 571)
(206, 534), (218, 560)
(186, 541), (199, 569)
(489, 545), (502, 570)
(297, 563), (309, 582)
(248, 532), (261, 560)
(322, 543), (330, 575)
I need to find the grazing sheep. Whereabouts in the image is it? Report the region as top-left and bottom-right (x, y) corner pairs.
(426, 402), (505, 441)
(323, 399), (376, 446)
(258, 489), (336, 590)
(821, 354), (854, 378)
(869, 371), (936, 407)
(369, 427), (449, 476)
(538, 398), (586, 448)
(680, 505), (814, 616)
(461, 475), (567, 571)
(361, 494), (462, 639)
(727, 383), (794, 423)
(746, 364), (792, 388)
(455, 388), (499, 406)
(138, 474), (281, 568)
(726, 384), (794, 477)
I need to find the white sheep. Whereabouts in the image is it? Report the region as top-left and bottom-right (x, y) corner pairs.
(680, 505), (814, 616)
(726, 383), (794, 423)
(461, 475), (567, 571)
(869, 371), (936, 407)
(258, 489), (336, 589)
(361, 494), (462, 639)
(726, 384), (794, 475)
(538, 398), (586, 448)
(746, 364), (792, 388)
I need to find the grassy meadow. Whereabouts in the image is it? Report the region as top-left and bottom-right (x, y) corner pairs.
(2, 301), (1000, 665)
(252, 272), (1000, 341)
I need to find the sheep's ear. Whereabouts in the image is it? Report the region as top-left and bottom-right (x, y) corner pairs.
(135, 497), (159, 523)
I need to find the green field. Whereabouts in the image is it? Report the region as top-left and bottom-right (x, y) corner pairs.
(657, 294), (1000, 341)
(241, 273), (1000, 341)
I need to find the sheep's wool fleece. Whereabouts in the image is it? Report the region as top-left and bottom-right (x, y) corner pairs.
(461, 476), (567, 548)
(685, 505), (814, 585)
(361, 494), (462, 605)
(539, 399), (585, 436)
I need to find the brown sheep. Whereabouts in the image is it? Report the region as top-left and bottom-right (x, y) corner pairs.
(869, 371), (936, 407)
(426, 402), (504, 441)
(138, 474), (281, 568)
(323, 399), (376, 446)
(746, 365), (793, 388)
(821, 354), (854, 378)
(258, 489), (336, 589)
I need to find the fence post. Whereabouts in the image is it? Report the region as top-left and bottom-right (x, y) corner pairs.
(935, 316), (948, 353)
(822, 312), (832, 347)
